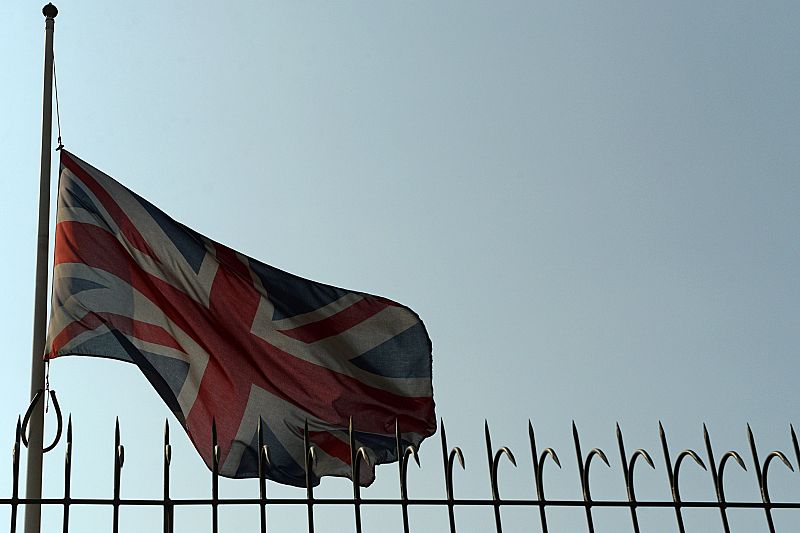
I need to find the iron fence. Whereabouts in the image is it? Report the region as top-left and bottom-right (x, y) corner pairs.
(7, 397), (800, 532)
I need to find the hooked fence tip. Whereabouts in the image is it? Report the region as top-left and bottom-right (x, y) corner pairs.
(499, 447), (517, 467)
(407, 445), (421, 468)
(587, 448), (610, 468)
(543, 448), (562, 469)
(633, 449), (656, 470)
(766, 451), (794, 472)
(308, 446), (317, 466)
(357, 447), (371, 467)
(262, 444), (272, 466)
(678, 449), (707, 471)
(727, 451), (747, 471)
(451, 447), (465, 470)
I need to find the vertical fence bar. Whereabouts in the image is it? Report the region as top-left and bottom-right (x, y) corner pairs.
(304, 421), (315, 533)
(616, 424), (643, 533)
(528, 421), (558, 533)
(703, 424), (740, 533)
(349, 419), (364, 533)
(484, 421), (517, 533)
(792, 425), (800, 478)
(62, 417), (72, 533)
(258, 419), (267, 533)
(484, 422), (501, 533)
(440, 420), (458, 533)
(397, 429), (407, 533)
(747, 424), (777, 533)
(396, 421), (410, 533)
(747, 424), (773, 532)
(659, 422), (706, 533)
(659, 422), (685, 533)
(10, 418), (21, 533)
(112, 418), (123, 533)
(747, 424), (794, 533)
(163, 420), (173, 533)
(211, 420), (219, 533)
(572, 423), (596, 533)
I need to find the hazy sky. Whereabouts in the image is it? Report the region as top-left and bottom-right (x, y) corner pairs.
(1, 1), (799, 531)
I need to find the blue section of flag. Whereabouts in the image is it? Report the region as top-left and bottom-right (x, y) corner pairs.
(134, 195), (208, 274)
(350, 323), (433, 378)
(53, 277), (106, 307)
(248, 259), (351, 320)
(61, 179), (101, 215)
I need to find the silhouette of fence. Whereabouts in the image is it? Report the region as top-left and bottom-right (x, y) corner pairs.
(7, 397), (800, 533)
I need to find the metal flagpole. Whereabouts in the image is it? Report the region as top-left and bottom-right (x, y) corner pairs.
(25, 4), (58, 533)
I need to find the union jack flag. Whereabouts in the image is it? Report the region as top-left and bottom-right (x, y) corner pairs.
(45, 151), (436, 486)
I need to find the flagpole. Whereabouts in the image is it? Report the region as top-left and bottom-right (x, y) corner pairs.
(25, 4), (58, 533)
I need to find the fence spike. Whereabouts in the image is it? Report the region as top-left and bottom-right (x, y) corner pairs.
(616, 422), (652, 533)
(163, 418), (173, 533)
(397, 418), (418, 533)
(572, 421), (599, 533)
(257, 417), (268, 533)
(528, 421), (550, 533)
(704, 423), (730, 533)
(484, 420), (512, 533)
(747, 423), (775, 532)
(211, 418), (219, 533)
(63, 415), (73, 533)
(303, 419), (315, 533)
(350, 417), (364, 533)
(440, 418), (459, 533)
(11, 416), (21, 533)
(113, 417), (123, 533)
(791, 424), (800, 478)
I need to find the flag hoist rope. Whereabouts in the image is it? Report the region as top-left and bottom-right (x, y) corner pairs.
(25, 4), (59, 533)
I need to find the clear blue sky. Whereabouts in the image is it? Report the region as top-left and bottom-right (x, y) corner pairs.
(1, 1), (799, 531)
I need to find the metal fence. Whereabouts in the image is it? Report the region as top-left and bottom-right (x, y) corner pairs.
(7, 399), (800, 533)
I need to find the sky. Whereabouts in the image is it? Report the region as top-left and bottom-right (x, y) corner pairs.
(1, 1), (799, 531)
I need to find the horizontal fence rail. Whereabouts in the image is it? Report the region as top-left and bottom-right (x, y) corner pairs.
(9, 409), (800, 533)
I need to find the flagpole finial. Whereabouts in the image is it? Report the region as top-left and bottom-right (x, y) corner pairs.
(42, 3), (58, 18)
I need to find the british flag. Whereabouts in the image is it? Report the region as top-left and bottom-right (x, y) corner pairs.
(45, 151), (436, 486)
